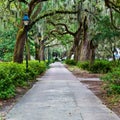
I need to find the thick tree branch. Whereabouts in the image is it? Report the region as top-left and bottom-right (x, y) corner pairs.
(45, 38), (55, 45)
(30, 10), (78, 28)
(84, 9), (116, 30)
(28, 0), (37, 17)
(50, 29), (68, 36)
(28, 0), (48, 17)
(31, 4), (42, 20)
(110, 7), (120, 30)
(105, 0), (111, 8)
(18, 0), (28, 4)
(104, 0), (120, 8)
(75, 22), (82, 35)
(84, 9), (100, 21)
(51, 22), (75, 36)
(111, 6), (120, 13)
(105, 0), (120, 13)
(46, 41), (73, 48)
(47, 20), (77, 36)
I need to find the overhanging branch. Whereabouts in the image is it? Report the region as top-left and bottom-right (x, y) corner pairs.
(18, 0), (28, 4)
(28, 0), (48, 17)
(110, 7), (120, 30)
(45, 41), (73, 48)
(50, 29), (68, 36)
(30, 10), (78, 28)
(48, 21), (75, 36)
(84, 9), (100, 21)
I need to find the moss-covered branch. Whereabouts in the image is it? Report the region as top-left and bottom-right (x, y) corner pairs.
(30, 10), (78, 29)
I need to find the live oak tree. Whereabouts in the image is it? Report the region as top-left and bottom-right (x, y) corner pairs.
(16, 0), (120, 65)
(13, 0), (48, 63)
(37, 0), (105, 63)
(48, 1), (100, 63)
(12, 0), (79, 63)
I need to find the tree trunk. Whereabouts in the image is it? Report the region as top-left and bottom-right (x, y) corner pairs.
(35, 43), (39, 60)
(73, 23), (82, 62)
(74, 44), (79, 62)
(39, 43), (45, 61)
(89, 49), (95, 65)
(67, 45), (75, 59)
(77, 16), (97, 63)
(13, 28), (26, 63)
(88, 40), (97, 66)
(79, 39), (89, 61)
(79, 38), (97, 64)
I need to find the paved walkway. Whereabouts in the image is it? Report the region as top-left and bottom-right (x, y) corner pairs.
(6, 62), (120, 120)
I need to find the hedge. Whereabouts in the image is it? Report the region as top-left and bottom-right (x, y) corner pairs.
(0, 61), (46, 99)
(65, 59), (77, 65)
(77, 60), (112, 73)
(101, 67), (120, 94)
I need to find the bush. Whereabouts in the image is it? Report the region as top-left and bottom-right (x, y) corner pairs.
(0, 80), (15, 99)
(27, 61), (46, 80)
(89, 60), (112, 73)
(0, 61), (47, 99)
(7, 63), (27, 87)
(101, 68), (120, 94)
(65, 59), (77, 65)
(0, 63), (15, 99)
(77, 60), (112, 74)
(77, 61), (89, 70)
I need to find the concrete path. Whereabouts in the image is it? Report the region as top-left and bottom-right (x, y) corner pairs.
(6, 62), (120, 120)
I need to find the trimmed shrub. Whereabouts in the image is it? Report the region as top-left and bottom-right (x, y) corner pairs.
(77, 60), (112, 74)
(89, 60), (112, 73)
(0, 79), (15, 99)
(77, 61), (89, 70)
(27, 61), (46, 80)
(0, 63), (15, 99)
(0, 61), (47, 99)
(65, 59), (77, 65)
(7, 63), (27, 87)
(101, 67), (120, 94)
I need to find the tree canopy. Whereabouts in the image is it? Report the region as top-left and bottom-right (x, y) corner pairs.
(0, 0), (120, 62)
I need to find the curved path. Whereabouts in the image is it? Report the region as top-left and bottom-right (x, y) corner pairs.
(6, 62), (120, 120)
